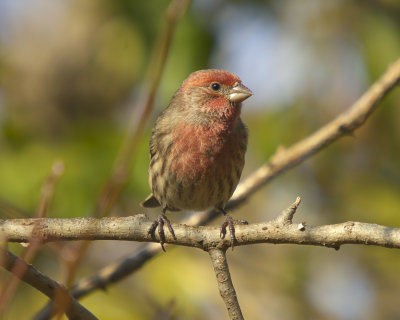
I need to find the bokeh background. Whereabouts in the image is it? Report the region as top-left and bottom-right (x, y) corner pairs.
(1, 0), (400, 319)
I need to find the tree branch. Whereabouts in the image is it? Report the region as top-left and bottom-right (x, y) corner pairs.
(2, 198), (400, 250)
(227, 57), (400, 210)
(0, 249), (97, 320)
(0, 161), (64, 317)
(209, 248), (243, 320)
(33, 243), (163, 320)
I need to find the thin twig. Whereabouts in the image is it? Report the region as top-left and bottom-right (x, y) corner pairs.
(272, 196), (301, 225)
(35, 2), (192, 317)
(227, 57), (400, 210)
(209, 248), (243, 320)
(0, 249), (97, 320)
(0, 161), (64, 316)
(95, 0), (191, 217)
(32, 243), (162, 320)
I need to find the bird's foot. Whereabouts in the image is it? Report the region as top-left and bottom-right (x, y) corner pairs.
(148, 214), (176, 252)
(220, 215), (248, 250)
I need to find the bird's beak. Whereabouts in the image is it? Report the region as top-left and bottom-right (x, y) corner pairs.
(229, 83), (253, 103)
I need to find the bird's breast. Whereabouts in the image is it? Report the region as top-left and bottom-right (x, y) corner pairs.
(159, 121), (245, 211)
(171, 122), (234, 179)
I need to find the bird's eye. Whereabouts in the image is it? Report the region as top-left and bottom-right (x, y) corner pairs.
(211, 82), (221, 91)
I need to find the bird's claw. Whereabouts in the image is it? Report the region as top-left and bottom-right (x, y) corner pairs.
(220, 215), (248, 250)
(148, 214), (176, 252)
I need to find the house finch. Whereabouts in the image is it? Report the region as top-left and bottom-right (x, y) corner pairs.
(141, 69), (252, 250)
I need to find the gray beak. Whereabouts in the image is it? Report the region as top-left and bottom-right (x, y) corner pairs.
(229, 83), (253, 103)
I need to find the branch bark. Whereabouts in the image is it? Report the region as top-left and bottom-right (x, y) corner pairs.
(0, 249), (97, 320)
(209, 248), (243, 320)
(2, 199), (400, 250)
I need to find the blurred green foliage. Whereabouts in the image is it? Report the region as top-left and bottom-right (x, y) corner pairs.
(0, 0), (400, 319)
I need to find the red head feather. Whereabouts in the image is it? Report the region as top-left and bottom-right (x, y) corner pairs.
(184, 69), (241, 88)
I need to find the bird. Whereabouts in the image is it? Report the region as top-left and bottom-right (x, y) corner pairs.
(141, 69), (252, 251)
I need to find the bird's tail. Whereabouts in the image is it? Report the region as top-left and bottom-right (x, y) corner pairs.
(141, 194), (161, 208)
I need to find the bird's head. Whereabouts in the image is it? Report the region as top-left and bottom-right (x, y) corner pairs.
(180, 69), (252, 123)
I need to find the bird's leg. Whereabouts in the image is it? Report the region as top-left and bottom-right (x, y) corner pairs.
(147, 208), (176, 252)
(219, 209), (248, 250)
